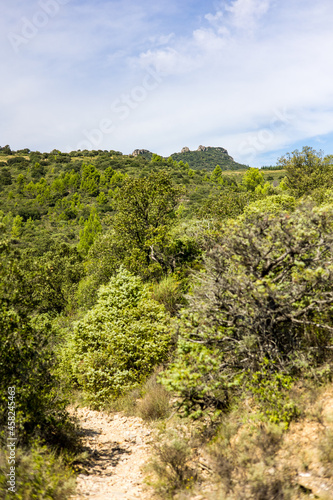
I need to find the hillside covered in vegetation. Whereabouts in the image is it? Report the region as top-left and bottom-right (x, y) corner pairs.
(1, 144), (333, 499)
(170, 145), (248, 170)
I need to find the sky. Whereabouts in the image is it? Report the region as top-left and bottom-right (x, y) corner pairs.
(1, 0), (333, 167)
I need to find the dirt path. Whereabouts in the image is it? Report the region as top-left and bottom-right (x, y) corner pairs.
(70, 407), (154, 500)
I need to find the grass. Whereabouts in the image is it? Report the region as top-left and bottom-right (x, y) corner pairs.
(104, 371), (171, 422)
(0, 440), (76, 500)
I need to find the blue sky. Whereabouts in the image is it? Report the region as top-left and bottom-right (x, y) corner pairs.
(1, 0), (333, 166)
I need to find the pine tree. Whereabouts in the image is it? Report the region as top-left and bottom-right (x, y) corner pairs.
(77, 207), (102, 254)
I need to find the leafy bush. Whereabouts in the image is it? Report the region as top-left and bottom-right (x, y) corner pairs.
(75, 230), (124, 309)
(0, 307), (77, 449)
(247, 363), (300, 428)
(161, 203), (333, 418)
(66, 268), (171, 407)
(243, 194), (297, 218)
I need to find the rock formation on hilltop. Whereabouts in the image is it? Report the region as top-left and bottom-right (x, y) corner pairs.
(131, 149), (152, 157)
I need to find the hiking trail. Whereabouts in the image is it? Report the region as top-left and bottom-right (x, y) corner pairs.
(70, 407), (154, 500)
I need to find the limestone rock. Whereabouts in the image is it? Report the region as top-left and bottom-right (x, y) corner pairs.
(131, 149), (151, 157)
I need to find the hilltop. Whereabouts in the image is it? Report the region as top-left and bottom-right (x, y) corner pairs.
(132, 145), (248, 171)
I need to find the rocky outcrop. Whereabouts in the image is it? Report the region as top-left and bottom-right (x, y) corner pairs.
(131, 149), (151, 157)
(178, 146), (230, 154)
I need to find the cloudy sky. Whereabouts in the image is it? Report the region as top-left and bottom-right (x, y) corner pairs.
(1, 0), (333, 166)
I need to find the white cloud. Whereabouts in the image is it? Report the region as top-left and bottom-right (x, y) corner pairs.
(2, 0), (333, 165)
(225, 0), (271, 31)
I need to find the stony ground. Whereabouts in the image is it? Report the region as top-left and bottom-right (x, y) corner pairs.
(70, 407), (154, 500)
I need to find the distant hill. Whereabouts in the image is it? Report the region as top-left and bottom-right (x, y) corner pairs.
(170, 145), (248, 171)
(131, 146), (248, 171)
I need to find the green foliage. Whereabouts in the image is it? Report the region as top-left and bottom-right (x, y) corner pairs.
(170, 147), (247, 171)
(0, 307), (77, 448)
(151, 275), (183, 315)
(113, 171), (183, 278)
(0, 168), (12, 187)
(161, 339), (228, 419)
(0, 239), (84, 317)
(0, 440), (76, 499)
(199, 188), (251, 220)
(247, 362), (299, 428)
(243, 194), (297, 218)
(211, 164), (222, 181)
(75, 230), (123, 309)
(80, 163), (100, 196)
(278, 146), (333, 197)
(242, 167), (265, 191)
(31, 162), (45, 180)
(162, 203), (333, 418)
(77, 206), (102, 255)
(65, 268), (171, 407)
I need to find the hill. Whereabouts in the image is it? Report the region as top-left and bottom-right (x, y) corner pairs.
(170, 145), (248, 171)
(131, 145), (248, 171)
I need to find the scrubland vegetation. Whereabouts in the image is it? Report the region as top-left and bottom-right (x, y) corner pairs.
(1, 144), (333, 498)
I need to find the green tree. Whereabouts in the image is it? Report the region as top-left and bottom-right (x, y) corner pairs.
(0, 168), (12, 187)
(31, 162), (45, 180)
(16, 174), (26, 193)
(0, 238), (83, 317)
(66, 268), (171, 406)
(113, 171), (182, 277)
(242, 167), (265, 191)
(77, 207), (102, 255)
(80, 164), (100, 196)
(199, 188), (251, 220)
(211, 165), (222, 181)
(278, 146), (333, 197)
(11, 215), (24, 238)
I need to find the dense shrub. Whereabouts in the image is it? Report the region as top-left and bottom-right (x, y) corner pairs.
(161, 203), (333, 418)
(66, 268), (171, 407)
(0, 307), (77, 448)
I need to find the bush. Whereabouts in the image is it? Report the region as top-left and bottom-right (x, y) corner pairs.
(147, 429), (197, 498)
(66, 268), (172, 407)
(247, 364), (300, 428)
(0, 307), (77, 449)
(161, 203), (333, 418)
(136, 374), (171, 421)
(318, 426), (333, 475)
(243, 194), (297, 218)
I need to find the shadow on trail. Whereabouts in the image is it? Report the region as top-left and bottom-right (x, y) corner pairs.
(77, 426), (131, 476)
